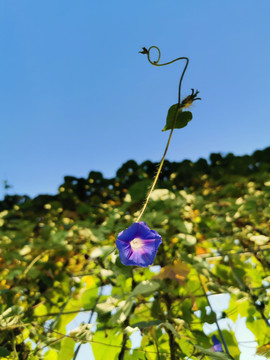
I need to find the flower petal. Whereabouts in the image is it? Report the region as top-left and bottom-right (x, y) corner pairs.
(138, 222), (162, 242)
(116, 240), (132, 262)
(117, 223), (140, 243)
(125, 250), (152, 267)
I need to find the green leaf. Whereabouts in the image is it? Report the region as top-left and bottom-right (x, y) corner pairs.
(28, 266), (41, 279)
(128, 180), (152, 202)
(55, 298), (82, 334)
(194, 345), (233, 359)
(33, 303), (48, 317)
(162, 104), (192, 131)
(110, 299), (133, 324)
(247, 319), (270, 346)
(129, 280), (160, 298)
(44, 350), (58, 360)
(162, 322), (180, 338)
(131, 320), (163, 329)
(221, 330), (240, 359)
(123, 352), (144, 360)
(81, 287), (98, 309)
(58, 337), (75, 360)
(227, 297), (250, 322)
(0, 346), (11, 357)
(92, 329), (122, 360)
(179, 338), (194, 357)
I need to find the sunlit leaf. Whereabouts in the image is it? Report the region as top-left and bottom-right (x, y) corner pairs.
(179, 338), (194, 357)
(58, 337), (75, 360)
(81, 287), (98, 309)
(92, 329), (122, 360)
(55, 298), (82, 335)
(44, 349), (58, 360)
(33, 303), (48, 317)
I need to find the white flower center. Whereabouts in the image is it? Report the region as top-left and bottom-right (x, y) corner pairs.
(130, 237), (143, 250)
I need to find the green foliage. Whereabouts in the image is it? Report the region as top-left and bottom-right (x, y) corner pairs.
(59, 337), (76, 360)
(162, 104), (192, 131)
(92, 329), (123, 360)
(0, 346), (11, 357)
(194, 345), (233, 359)
(0, 148), (270, 359)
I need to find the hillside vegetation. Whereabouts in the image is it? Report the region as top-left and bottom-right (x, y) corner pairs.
(0, 147), (270, 359)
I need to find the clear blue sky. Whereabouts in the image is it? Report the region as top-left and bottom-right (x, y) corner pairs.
(1, 0), (270, 199)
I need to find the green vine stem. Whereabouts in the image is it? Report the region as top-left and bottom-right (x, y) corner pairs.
(135, 46), (189, 222)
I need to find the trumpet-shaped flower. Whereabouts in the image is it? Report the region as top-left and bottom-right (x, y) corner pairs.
(116, 222), (162, 267)
(211, 335), (223, 352)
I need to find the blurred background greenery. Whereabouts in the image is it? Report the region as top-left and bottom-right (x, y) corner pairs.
(1, 149), (270, 359)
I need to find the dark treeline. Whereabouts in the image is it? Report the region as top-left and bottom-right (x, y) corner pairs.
(1, 147), (270, 213)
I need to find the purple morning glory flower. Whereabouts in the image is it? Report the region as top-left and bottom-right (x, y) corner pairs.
(116, 222), (162, 267)
(211, 335), (223, 352)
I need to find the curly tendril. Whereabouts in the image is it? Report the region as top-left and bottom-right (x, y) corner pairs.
(141, 46), (189, 104)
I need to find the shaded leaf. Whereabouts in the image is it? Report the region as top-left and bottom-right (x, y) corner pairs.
(162, 104), (192, 131)
(0, 347), (11, 357)
(110, 299), (133, 324)
(162, 322), (180, 338)
(129, 280), (160, 297)
(131, 320), (163, 329)
(195, 345), (233, 359)
(129, 180), (152, 202)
